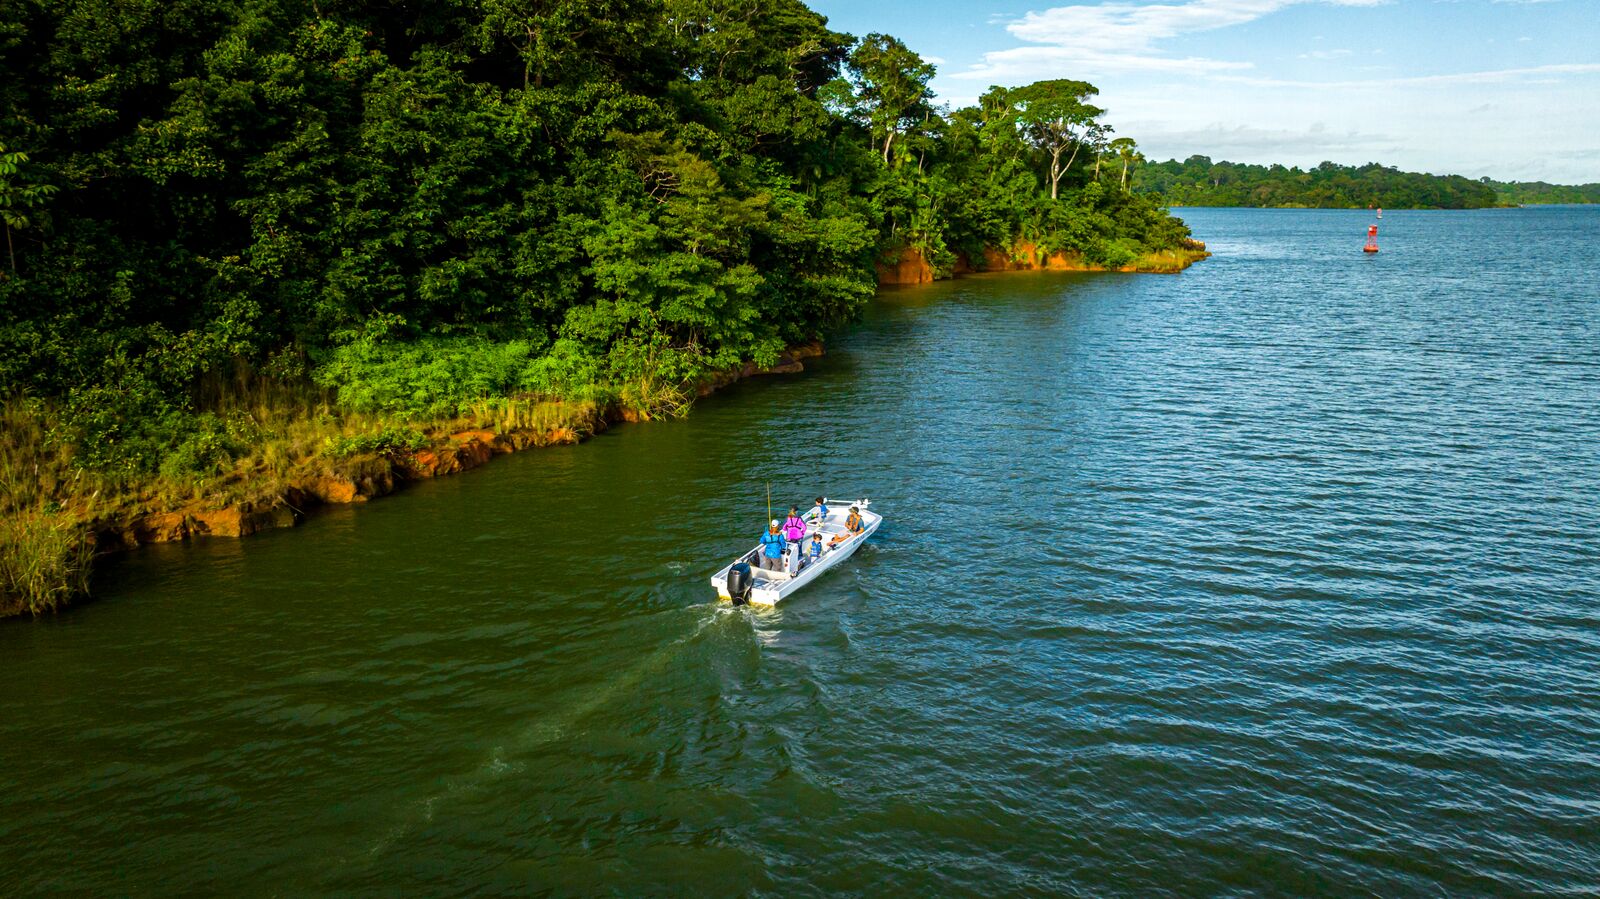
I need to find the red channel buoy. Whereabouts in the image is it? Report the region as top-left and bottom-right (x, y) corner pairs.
(1363, 224), (1379, 254)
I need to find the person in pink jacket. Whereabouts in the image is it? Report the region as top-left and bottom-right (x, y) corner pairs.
(783, 506), (808, 573)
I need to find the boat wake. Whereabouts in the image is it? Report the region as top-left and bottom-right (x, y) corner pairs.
(360, 603), (741, 861)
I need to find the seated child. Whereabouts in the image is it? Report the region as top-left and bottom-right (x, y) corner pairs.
(809, 531), (825, 560)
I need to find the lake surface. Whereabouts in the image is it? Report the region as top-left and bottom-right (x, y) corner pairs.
(3, 207), (1597, 895)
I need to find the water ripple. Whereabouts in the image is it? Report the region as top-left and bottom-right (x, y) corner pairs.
(2, 207), (1598, 894)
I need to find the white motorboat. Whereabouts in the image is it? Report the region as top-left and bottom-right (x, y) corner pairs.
(710, 499), (882, 605)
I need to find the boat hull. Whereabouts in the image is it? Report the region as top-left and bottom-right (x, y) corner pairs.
(710, 502), (882, 604)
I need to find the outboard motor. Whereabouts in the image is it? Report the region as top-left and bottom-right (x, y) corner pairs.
(725, 562), (753, 606)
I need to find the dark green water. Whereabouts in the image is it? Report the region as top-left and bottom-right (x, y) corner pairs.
(4, 207), (1598, 895)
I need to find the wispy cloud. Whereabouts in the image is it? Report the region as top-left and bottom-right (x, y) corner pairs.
(953, 45), (1252, 78)
(1130, 122), (1397, 157)
(955, 0), (1384, 80)
(1299, 48), (1353, 59)
(1216, 62), (1600, 89)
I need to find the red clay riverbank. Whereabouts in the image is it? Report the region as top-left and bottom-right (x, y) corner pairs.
(85, 343), (827, 561)
(875, 240), (1210, 285)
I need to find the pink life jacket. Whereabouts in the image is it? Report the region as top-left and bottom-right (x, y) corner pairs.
(783, 515), (806, 541)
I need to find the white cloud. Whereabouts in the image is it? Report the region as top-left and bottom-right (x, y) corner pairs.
(1299, 48), (1353, 59)
(955, 46), (1251, 79)
(955, 0), (1384, 81)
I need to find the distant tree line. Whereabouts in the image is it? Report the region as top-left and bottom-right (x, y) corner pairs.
(1134, 156), (1600, 209)
(1487, 180), (1600, 206)
(1134, 157), (1502, 209)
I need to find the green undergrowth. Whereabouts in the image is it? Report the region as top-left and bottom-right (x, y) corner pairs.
(323, 427), (428, 460)
(0, 357), (628, 616)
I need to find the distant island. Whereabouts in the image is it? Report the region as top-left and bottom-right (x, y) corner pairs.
(1134, 157), (1600, 209)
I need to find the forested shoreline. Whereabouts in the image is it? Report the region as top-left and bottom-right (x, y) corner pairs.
(0, 0), (1200, 614)
(1487, 180), (1600, 206)
(1135, 157), (1600, 209)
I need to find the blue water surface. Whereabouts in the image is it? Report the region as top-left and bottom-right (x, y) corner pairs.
(2, 206), (1596, 895)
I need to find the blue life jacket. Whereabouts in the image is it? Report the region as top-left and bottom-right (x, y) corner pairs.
(760, 531), (786, 558)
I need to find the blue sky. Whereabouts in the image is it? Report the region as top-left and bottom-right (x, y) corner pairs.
(806, 0), (1600, 182)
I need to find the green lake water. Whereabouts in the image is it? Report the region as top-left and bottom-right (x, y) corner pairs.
(3, 207), (1597, 894)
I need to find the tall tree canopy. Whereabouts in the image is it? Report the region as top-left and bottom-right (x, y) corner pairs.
(841, 33), (936, 164)
(1011, 80), (1104, 200)
(0, 0), (1192, 475)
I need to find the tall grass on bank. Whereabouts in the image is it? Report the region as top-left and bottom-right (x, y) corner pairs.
(1131, 249), (1203, 273)
(1, 362), (625, 615)
(0, 399), (99, 615)
(0, 512), (93, 615)
(462, 390), (612, 435)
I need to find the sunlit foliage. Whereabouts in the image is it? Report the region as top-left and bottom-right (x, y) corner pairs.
(0, 0), (1190, 454)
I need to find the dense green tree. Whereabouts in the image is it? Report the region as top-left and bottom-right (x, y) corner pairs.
(1109, 137), (1141, 191)
(0, 143), (57, 276)
(1010, 80), (1103, 199)
(842, 33), (935, 164)
(0, 0), (1192, 473)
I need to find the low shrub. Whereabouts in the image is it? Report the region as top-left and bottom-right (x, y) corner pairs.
(52, 381), (187, 476)
(312, 337), (552, 418)
(157, 413), (249, 483)
(1091, 236), (1144, 269)
(323, 426), (428, 459)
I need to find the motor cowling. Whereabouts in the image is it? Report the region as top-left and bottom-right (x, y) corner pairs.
(726, 562), (752, 606)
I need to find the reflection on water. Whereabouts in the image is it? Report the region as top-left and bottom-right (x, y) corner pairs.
(2, 207), (1598, 894)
